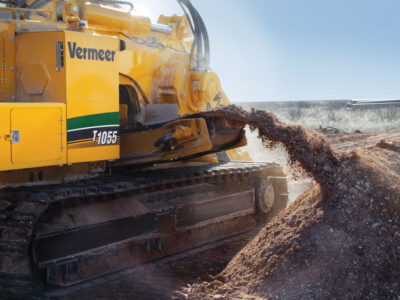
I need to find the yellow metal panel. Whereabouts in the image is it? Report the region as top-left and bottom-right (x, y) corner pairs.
(64, 31), (120, 163)
(0, 103), (66, 171)
(16, 31), (66, 103)
(65, 31), (119, 119)
(11, 107), (63, 164)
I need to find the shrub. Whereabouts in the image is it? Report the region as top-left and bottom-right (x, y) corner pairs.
(296, 101), (312, 109)
(375, 106), (400, 122)
(288, 109), (302, 121)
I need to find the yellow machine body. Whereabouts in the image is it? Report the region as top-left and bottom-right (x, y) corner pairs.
(0, 2), (290, 296)
(0, 0), (241, 180)
(0, 102), (66, 171)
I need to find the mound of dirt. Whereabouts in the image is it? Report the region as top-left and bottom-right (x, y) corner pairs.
(182, 106), (400, 299)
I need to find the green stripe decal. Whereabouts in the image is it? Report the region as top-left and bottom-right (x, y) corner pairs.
(67, 112), (120, 131)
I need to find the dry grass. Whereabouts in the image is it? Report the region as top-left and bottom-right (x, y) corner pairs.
(236, 101), (400, 133)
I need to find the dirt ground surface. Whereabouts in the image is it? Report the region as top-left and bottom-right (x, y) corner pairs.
(324, 131), (400, 152)
(183, 106), (400, 299)
(60, 234), (254, 300)
(62, 107), (400, 300)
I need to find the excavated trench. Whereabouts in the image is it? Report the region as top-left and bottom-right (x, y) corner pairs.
(181, 105), (400, 299)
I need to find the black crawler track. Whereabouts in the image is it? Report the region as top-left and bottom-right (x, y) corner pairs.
(0, 162), (287, 299)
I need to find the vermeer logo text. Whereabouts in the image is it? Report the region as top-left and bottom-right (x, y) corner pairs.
(68, 42), (116, 62)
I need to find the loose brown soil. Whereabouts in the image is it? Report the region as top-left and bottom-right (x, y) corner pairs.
(324, 131), (400, 152)
(183, 106), (400, 299)
(62, 234), (255, 300)
(65, 105), (400, 299)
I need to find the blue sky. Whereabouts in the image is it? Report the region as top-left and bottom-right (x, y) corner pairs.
(133, 0), (400, 102)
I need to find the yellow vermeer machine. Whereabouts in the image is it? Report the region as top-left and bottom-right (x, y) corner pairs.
(0, 0), (288, 297)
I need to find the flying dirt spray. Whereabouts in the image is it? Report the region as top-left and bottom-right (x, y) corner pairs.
(187, 105), (400, 299)
(244, 129), (314, 202)
(204, 105), (339, 193)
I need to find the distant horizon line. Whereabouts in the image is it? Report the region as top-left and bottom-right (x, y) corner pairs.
(232, 98), (400, 103)
(232, 99), (349, 103)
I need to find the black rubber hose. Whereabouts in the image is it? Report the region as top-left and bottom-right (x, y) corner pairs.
(183, 0), (204, 68)
(177, 0), (210, 70)
(182, 0), (210, 69)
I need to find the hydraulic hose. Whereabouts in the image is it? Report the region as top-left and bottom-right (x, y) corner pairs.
(177, 0), (210, 71)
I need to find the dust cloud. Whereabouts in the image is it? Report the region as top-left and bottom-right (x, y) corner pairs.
(244, 127), (314, 202)
(184, 105), (400, 299)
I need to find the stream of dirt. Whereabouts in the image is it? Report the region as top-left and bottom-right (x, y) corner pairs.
(182, 105), (400, 299)
(65, 105), (400, 299)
